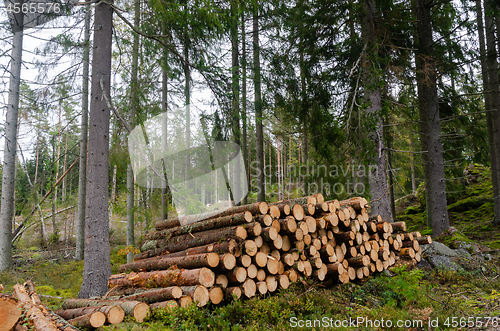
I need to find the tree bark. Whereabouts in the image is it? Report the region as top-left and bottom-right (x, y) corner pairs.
(78, 0), (113, 298)
(476, 0), (500, 226)
(127, 0), (140, 264)
(253, 0), (265, 202)
(76, 4), (90, 259)
(414, 0), (449, 236)
(360, 0), (393, 223)
(13, 284), (59, 331)
(0, 2), (23, 272)
(241, 9), (248, 205)
(484, 0), (500, 225)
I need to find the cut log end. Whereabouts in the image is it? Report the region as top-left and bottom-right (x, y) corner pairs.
(0, 295), (22, 331)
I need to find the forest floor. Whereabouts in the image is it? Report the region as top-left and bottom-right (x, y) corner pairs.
(1, 164), (500, 330)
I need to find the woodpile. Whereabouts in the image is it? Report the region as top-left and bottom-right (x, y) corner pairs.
(99, 194), (424, 309)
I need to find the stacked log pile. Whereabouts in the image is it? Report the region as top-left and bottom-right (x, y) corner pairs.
(99, 194), (428, 309)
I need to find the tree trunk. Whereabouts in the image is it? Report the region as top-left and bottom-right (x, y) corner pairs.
(0, 3), (23, 272)
(484, 0), (500, 225)
(360, 0), (393, 223)
(253, 0), (265, 202)
(241, 10), (248, 205)
(78, 0), (113, 298)
(109, 286), (183, 303)
(127, 0), (140, 264)
(414, 0), (449, 236)
(161, 46), (170, 221)
(75, 4), (91, 261)
(231, 0), (242, 205)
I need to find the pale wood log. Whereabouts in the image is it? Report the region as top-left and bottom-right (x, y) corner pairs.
(255, 214), (273, 227)
(216, 275), (228, 289)
(13, 284), (59, 331)
(219, 253), (237, 270)
(67, 312), (106, 329)
(241, 279), (256, 298)
(0, 294), (21, 331)
(338, 197), (367, 210)
(209, 287), (224, 305)
(256, 269), (267, 282)
(278, 217), (297, 233)
(247, 264), (258, 278)
(254, 236), (264, 248)
(225, 287), (242, 299)
(269, 205), (281, 219)
(238, 255), (252, 268)
(292, 204), (305, 220)
(279, 274), (290, 289)
(182, 286), (209, 307)
(242, 222), (262, 237)
(244, 240), (258, 256)
(273, 235), (283, 250)
(150, 239), (239, 260)
(150, 300), (178, 311)
(271, 219), (281, 231)
(55, 306), (124, 325)
(256, 281), (268, 295)
(61, 299), (150, 323)
(227, 267), (247, 283)
(265, 276), (278, 292)
(178, 296), (193, 308)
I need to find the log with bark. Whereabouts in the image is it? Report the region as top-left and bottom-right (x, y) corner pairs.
(108, 268), (215, 289)
(119, 252), (220, 273)
(67, 312), (106, 329)
(61, 299), (150, 323)
(55, 305), (125, 325)
(138, 226), (247, 258)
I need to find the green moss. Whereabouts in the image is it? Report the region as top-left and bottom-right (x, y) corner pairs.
(416, 182), (426, 207)
(448, 196), (493, 213)
(441, 231), (471, 249)
(488, 240), (500, 249)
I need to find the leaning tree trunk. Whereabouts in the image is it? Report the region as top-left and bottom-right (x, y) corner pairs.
(360, 0), (393, 223)
(414, 0), (449, 236)
(78, 0), (113, 298)
(484, 0), (500, 225)
(0, 4), (23, 272)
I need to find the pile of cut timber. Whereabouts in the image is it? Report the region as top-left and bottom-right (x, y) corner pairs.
(99, 194), (430, 310)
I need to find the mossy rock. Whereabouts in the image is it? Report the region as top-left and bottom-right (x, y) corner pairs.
(488, 240), (500, 249)
(448, 196), (493, 213)
(440, 231), (472, 249)
(405, 205), (423, 215)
